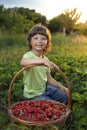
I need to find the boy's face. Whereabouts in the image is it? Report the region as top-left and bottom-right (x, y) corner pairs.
(31, 34), (47, 52)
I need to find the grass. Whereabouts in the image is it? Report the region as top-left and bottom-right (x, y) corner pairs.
(0, 32), (87, 57)
(51, 33), (87, 57)
(0, 32), (87, 130)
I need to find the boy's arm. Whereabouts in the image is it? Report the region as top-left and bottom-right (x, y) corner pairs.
(20, 58), (44, 67)
(20, 58), (57, 71)
(47, 72), (69, 96)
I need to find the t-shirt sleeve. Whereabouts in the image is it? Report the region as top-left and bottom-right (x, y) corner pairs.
(23, 52), (31, 59)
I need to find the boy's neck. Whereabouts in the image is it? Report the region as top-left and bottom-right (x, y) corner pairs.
(32, 50), (43, 58)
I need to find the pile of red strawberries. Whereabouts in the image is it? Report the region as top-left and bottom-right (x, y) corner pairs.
(12, 100), (66, 122)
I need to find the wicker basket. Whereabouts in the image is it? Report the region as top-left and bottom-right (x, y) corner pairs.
(8, 64), (71, 129)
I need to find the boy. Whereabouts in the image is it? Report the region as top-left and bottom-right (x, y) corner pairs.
(20, 24), (69, 104)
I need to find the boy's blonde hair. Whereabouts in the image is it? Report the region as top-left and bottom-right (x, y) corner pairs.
(27, 24), (51, 54)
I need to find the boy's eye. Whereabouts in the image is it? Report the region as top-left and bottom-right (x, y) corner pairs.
(41, 37), (47, 40)
(33, 37), (47, 40)
(32, 34), (47, 41)
(33, 37), (38, 40)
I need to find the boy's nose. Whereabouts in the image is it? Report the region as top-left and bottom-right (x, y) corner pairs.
(38, 38), (42, 42)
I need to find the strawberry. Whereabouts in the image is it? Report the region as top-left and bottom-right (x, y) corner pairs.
(12, 100), (66, 122)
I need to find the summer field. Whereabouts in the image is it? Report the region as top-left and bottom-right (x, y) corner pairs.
(0, 33), (87, 130)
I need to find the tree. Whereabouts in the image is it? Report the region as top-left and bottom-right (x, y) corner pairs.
(62, 8), (81, 34)
(0, 5), (4, 12)
(48, 8), (81, 34)
(48, 17), (62, 33)
(75, 23), (87, 35)
(0, 5), (47, 33)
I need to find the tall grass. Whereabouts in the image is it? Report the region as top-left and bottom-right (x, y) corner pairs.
(0, 32), (87, 64)
(49, 33), (87, 58)
(0, 33), (27, 50)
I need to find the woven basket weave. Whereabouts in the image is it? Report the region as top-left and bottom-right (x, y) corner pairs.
(8, 64), (71, 129)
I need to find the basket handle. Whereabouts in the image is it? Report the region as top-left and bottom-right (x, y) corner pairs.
(8, 63), (71, 110)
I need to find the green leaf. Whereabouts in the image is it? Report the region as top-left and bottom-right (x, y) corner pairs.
(82, 68), (87, 76)
(75, 67), (82, 74)
(82, 81), (87, 87)
(72, 92), (81, 101)
(83, 91), (87, 100)
(79, 117), (87, 125)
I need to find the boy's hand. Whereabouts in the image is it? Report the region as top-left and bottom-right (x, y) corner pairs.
(43, 59), (59, 71)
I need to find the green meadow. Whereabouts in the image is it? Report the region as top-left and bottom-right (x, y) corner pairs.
(0, 33), (87, 130)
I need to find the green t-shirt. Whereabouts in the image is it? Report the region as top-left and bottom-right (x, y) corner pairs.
(23, 51), (50, 98)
